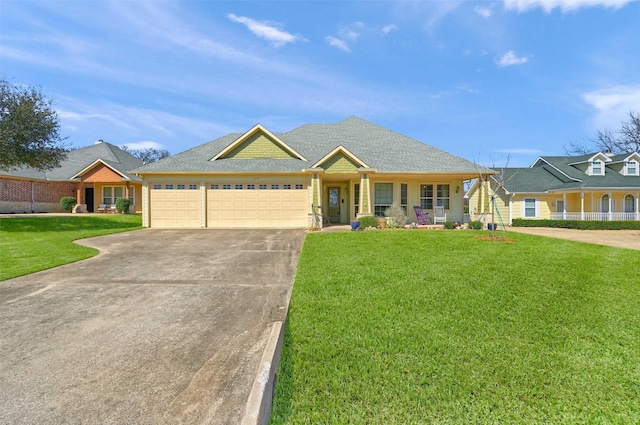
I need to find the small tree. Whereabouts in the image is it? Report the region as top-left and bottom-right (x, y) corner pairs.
(119, 145), (169, 164)
(59, 196), (76, 212)
(384, 203), (407, 228)
(565, 111), (640, 155)
(0, 78), (67, 171)
(115, 197), (130, 213)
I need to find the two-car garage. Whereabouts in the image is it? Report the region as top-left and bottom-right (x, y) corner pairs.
(148, 181), (309, 228)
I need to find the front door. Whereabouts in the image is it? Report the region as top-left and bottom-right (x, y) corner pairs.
(85, 188), (94, 212)
(328, 187), (340, 223)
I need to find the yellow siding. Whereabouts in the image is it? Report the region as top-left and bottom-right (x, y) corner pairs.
(225, 133), (296, 159)
(321, 153), (359, 174)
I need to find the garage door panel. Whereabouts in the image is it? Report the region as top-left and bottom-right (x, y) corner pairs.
(150, 187), (201, 228)
(206, 186), (307, 228)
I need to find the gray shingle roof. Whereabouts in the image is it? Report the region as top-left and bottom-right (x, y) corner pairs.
(0, 142), (143, 182)
(496, 153), (640, 193)
(133, 117), (490, 175)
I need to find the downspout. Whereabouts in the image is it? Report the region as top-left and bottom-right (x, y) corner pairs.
(563, 193), (567, 220)
(509, 193), (513, 226)
(608, 191), (613, 221)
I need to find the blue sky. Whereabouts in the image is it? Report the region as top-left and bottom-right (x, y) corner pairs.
(2, 0), (639, 167)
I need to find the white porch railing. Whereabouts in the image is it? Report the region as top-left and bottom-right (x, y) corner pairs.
(549, 212), (640, 221)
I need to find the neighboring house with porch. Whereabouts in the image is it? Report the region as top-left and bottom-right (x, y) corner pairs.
(467, 152), (640, 225)
(0, 141), (143, 213)
(132, 117), (491, 229)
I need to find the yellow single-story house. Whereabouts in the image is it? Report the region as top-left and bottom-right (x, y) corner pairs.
(131, 117), (492, 229)
(0, 141), (143, 213)
(467, 151), (640, 226)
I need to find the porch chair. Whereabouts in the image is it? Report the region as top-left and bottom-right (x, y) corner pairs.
(433, 206), (447, 224)
(413, 206), (431, 225)
(98, 204), (107, 213)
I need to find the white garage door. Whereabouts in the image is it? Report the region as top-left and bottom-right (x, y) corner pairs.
(150, 183), (201, 228)
(207, 182), (308, 228)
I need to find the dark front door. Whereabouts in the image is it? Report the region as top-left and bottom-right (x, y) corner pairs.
(85, 188), (94, 212)
(328, 187), (340, 223)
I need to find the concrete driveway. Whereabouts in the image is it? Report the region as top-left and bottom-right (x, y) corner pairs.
(0, 229), (305, 425)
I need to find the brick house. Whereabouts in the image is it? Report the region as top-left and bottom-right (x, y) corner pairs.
(0, 141), (143, 213)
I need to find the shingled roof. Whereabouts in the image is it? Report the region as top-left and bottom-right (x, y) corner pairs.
(494, 152), (640, 193)
(133, 117), (490, 175)
(1, 141), (143, 182)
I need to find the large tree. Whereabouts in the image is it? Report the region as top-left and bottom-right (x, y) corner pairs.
(0, 78), (67, 171)
(120, 145), (170, 164)
(565, 111), (640, 155)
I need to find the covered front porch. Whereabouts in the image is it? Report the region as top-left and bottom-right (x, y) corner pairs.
(549, 190), (640, 221)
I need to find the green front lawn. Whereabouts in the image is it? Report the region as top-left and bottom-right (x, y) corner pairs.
(272, 230), (640, 424)
(0, 215), (142, 281)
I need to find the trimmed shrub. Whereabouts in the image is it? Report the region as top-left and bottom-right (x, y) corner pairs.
(512, 218), (640, 230)
(59, 196), (76, 212)
(468, 220), (483, 230)
(384, 203), (407, 228)
(115, 197), (131, 213)
(358, 215), (379, 228)
(443, 221), (456, 230)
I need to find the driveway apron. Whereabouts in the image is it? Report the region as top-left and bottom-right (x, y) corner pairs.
(0, 229), (305, 425)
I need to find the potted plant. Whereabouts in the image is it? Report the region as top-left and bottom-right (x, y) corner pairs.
(350, 217), (360, 231)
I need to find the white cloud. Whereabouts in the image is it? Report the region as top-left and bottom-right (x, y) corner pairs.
(325, 36), (351, 52)
(338, 21), (364, 41)
(381, 24), (397, 35)
(474, 6), (493, 18)
(583, 85), (640, 129)
(502, 0), (635, 12)
(118, 140), (165, 150)
(496, 50), (530, 67)
(496, 148), (544, 154)
(227, 13), (306, 47)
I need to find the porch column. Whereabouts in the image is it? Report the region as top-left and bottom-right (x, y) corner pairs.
(580, 192), (585, 221)
(359, 173), (371, 215)
(142, 180), (149, 227)
(636, 191), (640, 221)
(563, 193), (567, 220)
(509, 194), (513, 225)
(480, 178), (486, 217)
(608, 192), (613, 221)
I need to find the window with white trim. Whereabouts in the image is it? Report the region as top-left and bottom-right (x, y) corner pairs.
(295, 184), (304, 189)
(591, 160), (603, 175)
(177, 184), (186, 190)
(223, 184), (231, 190)
(129, 187), (135, 206)
(420, 184), (433, 210)
(625, 161), (638, 176)
(624, 194), (636, 212)
(152, 184), (161, 190)
(247, 184), (255, 190)
(600, 194), (610, 213)
(103, 186), (124, 204)
(523, 198), (537, 218)
(437, 184), (450, 209)
(354, 183), (360, 215)
(210, 184), (219, 189)
(189, 184), (198, 190)
(401, 183), (408, 213)
(235, 184), (243, 189)
(271, 184), (279, 189)
(165, 184), (173, 190)
(283, 184), (292, 189)
(374, 183), (393, 217)
(259, 184), (267, 190)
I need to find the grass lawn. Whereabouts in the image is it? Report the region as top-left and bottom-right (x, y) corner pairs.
(0, 215), (142, 281)
(272, 230), (640, 424)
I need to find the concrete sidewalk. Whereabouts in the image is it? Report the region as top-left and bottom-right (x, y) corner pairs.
(0, 229), (305, 425)
(506, 226), (640, 251)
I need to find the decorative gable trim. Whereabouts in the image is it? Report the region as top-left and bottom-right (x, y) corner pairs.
(71, 159), (129, 181)
(531, 157), (582, 182)
(312, 145), (369, 169)
(210, 124), (307, 161)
